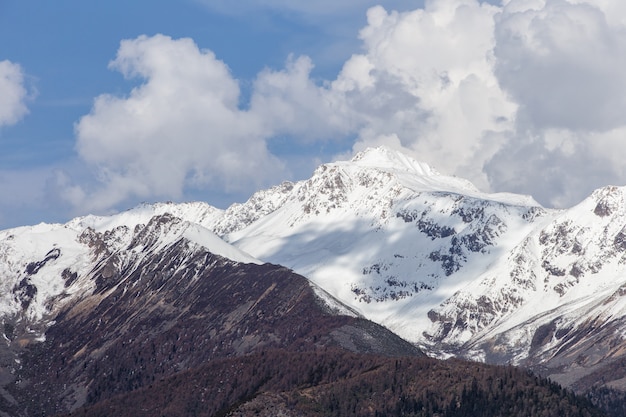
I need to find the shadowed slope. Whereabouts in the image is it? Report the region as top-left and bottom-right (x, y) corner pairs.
(62, 349), (604, 417)
(8, 221), (418, 416)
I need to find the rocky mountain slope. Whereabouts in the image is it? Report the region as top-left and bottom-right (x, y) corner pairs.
(190, 147), (626, 393)
(3, 146), (626, 413)
(0, 189), (598, 417)
(0, 210), (419, 416)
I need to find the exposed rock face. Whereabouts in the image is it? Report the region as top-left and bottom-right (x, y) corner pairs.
(187, 148), (626, 394)
(0, 212), (419, 416)
(445, 186), (626, 392)
(5, 146), (626, 411)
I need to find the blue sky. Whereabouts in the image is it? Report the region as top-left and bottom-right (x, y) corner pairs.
(0, 0), (359, 167)
(2, 0), (626, 229)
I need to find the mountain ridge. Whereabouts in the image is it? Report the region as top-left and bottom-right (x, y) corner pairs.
(194, 146), (626, 393)
(0, 209), (421, 415)
(3, 146), (626, 398)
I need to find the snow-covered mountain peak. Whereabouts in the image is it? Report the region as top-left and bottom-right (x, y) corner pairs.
(66, 201), (223, 233)
(212, 182), (295, 236)
(329, 147), (541, 209)
(74, 211), (261, 266)
(217, 149), (553, 347)
(332, 146), (481, 196)
(0, 208), (261, 330)
(349, 146), (440, 176)
(6, 146), (626, 394)
(211, 148), (545, 242)
(587, 185), (626, 218)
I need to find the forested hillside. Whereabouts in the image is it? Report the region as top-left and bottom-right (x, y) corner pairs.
(62, 349), (604, 417)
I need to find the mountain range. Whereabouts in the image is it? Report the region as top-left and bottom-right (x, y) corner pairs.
(1, 146), (625, 415)
(209, 147), (626, 393)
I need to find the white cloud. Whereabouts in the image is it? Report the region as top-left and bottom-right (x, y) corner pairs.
(331, 1), (517, 190)
(495, 0), (626, 132)
(482, 0), (626, 205)
(250, 55), (355, 141)
(332, 0), (626, 207)
(74, 34), (285, 212)
(71, 0), (626, 214)
(0, 60), (29, 127)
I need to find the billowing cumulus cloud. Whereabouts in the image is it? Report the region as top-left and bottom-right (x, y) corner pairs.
(0, 60), (29, 127)
(333, 1), (517, 190)
(495, 0), (626, 132)
(329, 0), (626, 207)
(250, 55), (355, 141)
(72, 0), (626, 213)
(74, 35), (286, 211)
(486, 0), (626, 205)
(72, 35), (359, 212)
